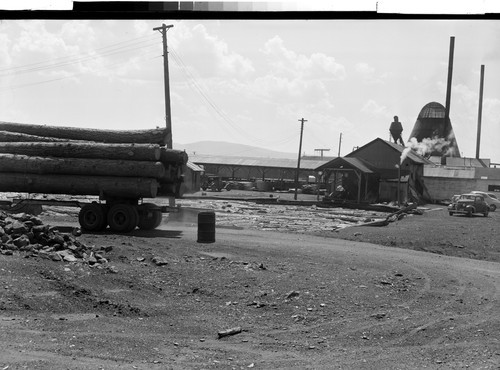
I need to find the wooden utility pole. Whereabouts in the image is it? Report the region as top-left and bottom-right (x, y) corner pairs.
(338, 132), (342, 157)
(153, 24), (174, 149)
(314, 148), (330, 159)
(476, 65), (485, 159)
(294, 118), (307, 200)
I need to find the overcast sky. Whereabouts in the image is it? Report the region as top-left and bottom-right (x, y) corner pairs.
(1, 19), (499, 161)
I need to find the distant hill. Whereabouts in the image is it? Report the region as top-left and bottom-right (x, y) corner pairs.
(174, 141), (297, 159)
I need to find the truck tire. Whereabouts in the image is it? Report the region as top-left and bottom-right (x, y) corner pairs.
(107, 204), (139, 233)
(79, 203), (107, 231)
(138, 203), (163, 230)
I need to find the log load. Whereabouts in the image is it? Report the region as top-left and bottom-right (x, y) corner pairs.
(0, 154), (166, 179)
(0, 121), (168, 145)
(0, 142), (161, 161)
(0, 172), (158, 199)
(0, 121), (188, 201)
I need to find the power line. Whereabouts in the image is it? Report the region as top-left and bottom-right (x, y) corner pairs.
(0, 34), (158, 76)
(3, 33), (155, 69)
(0, 47), (159, 94)
(170, 47), (298, 148)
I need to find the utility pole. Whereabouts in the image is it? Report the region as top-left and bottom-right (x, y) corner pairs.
(153, 23), (174, 148)
(476, 64), (485, 159)
(338, 132), (342, 157)
(314, 148), (330, 159)
(294, 118), (307, 200)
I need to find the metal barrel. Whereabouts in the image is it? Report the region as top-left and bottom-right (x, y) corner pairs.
(197, 211), (215, 243)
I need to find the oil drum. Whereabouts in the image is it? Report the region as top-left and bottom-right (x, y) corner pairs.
(197, 211), (216, 243)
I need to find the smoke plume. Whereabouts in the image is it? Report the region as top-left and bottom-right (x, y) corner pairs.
(400, 136), (453, 164)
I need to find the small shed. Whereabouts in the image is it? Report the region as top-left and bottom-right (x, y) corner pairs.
(316, 157), (379, 203)
(180, 161), (205, 195)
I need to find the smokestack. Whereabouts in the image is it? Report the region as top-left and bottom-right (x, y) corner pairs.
(476, 65), (485, 159)
(444, 36), (455, 137)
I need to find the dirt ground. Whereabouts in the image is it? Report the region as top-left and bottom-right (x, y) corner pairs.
(1, 191), (499, 369)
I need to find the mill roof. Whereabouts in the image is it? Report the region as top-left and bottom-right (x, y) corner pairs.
(189, 154), (329, 170)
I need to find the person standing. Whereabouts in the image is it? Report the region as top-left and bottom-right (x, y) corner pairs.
(389, 116), (405, 145)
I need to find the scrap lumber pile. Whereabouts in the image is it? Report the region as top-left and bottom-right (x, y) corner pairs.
(0, 210), (113, 267)
(0, 121), (188, 199)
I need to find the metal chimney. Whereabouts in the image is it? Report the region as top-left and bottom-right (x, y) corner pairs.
(444, 36), (455, 138)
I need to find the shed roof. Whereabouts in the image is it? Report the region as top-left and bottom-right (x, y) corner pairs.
(186, 161), (204, 172)
(348, 138), (434, 165)
(316, 156), (376, 173)
(189, 154), (329, 170)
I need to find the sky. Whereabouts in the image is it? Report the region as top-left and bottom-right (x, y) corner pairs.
(1, 18), (500, 162)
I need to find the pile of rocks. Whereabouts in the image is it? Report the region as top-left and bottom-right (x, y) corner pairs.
(0, 210), (109, 266)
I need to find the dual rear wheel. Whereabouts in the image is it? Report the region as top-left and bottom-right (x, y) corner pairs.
(107, 204), (139, 233)
(78, 202), (162, 232)
(137, 203), (163, 230)
(78, 203), (108, 231)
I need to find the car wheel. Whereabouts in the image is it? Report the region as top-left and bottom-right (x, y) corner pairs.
(490, 204), (496, 212)
(484, 210), (489, 217)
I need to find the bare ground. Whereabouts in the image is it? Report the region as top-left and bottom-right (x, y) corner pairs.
(0, 191), (499, 369)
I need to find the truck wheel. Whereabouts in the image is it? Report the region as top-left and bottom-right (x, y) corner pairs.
(138, 203), (163, 230)
(107, 204), (139, 233)
(79, 203), (107, 231)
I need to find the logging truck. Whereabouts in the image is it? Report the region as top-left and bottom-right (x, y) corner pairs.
(0, 122), (187, 233)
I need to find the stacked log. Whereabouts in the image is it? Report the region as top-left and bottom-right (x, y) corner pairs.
(0, 154), (166, 179)
(0, 142), (162, 161)
(0, 131), (69, 142)
(0, 121), (168, 145)
(0, 122), (188, 199)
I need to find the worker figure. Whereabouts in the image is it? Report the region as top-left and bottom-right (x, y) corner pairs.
(389, 116), (405, 145)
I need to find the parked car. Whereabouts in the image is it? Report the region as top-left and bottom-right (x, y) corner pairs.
(201, 175), (225, 192)
(449, 194), (461, 205)
(470, 191), (500, 211)
(448, 193), (489, 217)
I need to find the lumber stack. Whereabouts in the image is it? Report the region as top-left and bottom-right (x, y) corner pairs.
(0, 121), (188, 199)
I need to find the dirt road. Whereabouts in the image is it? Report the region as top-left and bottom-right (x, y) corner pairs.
(1, 205), (499, 369)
